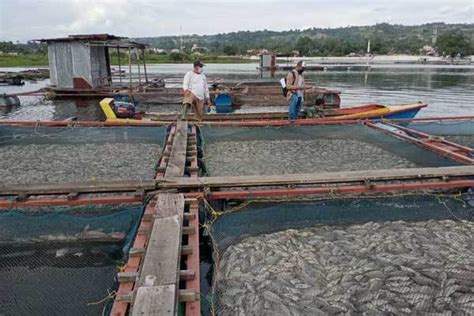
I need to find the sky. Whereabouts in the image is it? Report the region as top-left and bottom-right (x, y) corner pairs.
(1, 0), (473, 42)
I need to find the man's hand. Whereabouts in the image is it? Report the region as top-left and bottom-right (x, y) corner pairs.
(184, 89), (191, 96)
(206, 98), (212, 106)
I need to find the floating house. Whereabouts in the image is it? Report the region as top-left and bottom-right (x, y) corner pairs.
(36, 34), (148, 89)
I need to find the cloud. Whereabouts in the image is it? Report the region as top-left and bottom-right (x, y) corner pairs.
(0, 0), (473, 42)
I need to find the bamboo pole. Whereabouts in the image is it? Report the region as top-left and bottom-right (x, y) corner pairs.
(117, 46), (122, 85)
(142, 48), (148, 82)
(137, 48), (141, 85)
(128, 46), (132, 88)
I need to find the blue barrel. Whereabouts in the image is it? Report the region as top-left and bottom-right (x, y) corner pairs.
(214, 94), (233, 113)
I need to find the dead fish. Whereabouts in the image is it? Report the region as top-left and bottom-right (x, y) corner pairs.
(215, 220), (474, 314)
(55, 248), (69, 257)
(0, 143), (161, 185)
(205, 139), (418, 177)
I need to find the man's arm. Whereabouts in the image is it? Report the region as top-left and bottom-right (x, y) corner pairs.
(183, 72), (191, 94)
(203, 75), (211, 105)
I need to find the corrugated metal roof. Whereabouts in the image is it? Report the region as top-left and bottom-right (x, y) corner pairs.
(35, 34), (147, 48)
(35, 34), (123, 42)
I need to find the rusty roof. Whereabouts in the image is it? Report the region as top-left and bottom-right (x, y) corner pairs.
(35, 34), (123, 42)
(34, 34), (147, 48)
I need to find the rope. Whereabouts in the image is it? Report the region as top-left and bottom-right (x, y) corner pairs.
(222, 191), (471, 214)
(87, 289), (116, 306)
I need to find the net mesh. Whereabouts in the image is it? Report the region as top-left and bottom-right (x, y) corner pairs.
(0, 204), (142, 315)
(198, 124), (459, 177)
(203, 192), (474, 315)
(0, 125), (167, 185)
(407, 119), (474, 148)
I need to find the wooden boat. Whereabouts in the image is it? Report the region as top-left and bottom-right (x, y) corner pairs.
(43, 79), (342, 108)
(100, 98), (427, 123)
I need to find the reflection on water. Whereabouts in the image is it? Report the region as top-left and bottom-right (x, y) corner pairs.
(0, 64), (473, 121)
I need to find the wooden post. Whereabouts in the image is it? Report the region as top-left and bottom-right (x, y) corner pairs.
(137, 47), (142, 85)
(128, 46), (132, 88)
(117, 46), (122, 85)
(142, 48), (148, 82)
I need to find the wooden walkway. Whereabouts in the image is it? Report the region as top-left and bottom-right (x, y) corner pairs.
(111, 120), (200, 316)
(0, 165), (473, 198)
(131, 193), (185, 316)
(160, 165), (474, 189)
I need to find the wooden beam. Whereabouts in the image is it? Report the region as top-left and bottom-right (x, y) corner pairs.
(164, 121), (188, 178)
(0, 179), (156, 196)
(159, 166), (474, 189)
(0, 195), (142, 209)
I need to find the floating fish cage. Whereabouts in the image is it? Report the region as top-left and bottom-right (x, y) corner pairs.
(0, 118), (473, 315)
(406, 119), (474, 148)
(0, 123), (171, 314)
(202, 194), (474, 315)
(194, 118), (474, 315)
(0, 204), (142, 315)
(0, 124), (168, 185)
(198, 123), (461, 177)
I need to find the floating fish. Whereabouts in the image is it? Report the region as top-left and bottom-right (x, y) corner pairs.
(215, 220), (474, 314)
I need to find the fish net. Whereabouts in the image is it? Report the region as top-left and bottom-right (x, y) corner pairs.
(203, 192), (474, 315)
(0, 125), (167, 185)
(197, 122), (473, 314)
(0, 204), (143, 315)
(407, 119), (474, 148)
(0, 124), (167, 314)
(198, 124), (459, 177)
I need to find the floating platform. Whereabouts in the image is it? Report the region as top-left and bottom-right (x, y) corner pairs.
(0, 117), (473, 315)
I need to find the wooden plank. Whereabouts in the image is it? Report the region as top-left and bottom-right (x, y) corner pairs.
(137, 216), (182, 286)
(181, 245), (193, 255)
(138, 196), (184, 287)
(178, 289), (199, 302)
(179, 270), (195, 281)
(155, 193), (185, 219)
(132, 285), (176, 316)
(0, 179), (156, 196)
(118, 272), (138, 283)
(164, 121), (188, 178)
(159, 166), (474, 189)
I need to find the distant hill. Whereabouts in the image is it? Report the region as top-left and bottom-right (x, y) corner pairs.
(134, 23), (474, 56)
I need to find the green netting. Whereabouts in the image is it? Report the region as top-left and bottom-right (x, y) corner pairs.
(0, 125), (168, 184)
(0, 204), (142, 315)
(198, 124), (459, 177)
(203, 192), (474, 315)
(407, 119), (474, 148)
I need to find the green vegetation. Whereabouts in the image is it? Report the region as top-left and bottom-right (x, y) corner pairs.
(0, 51), (253, 67)
(136, 23), (474, 57)
(0, 54), (48, 67)
(1, 23), (473, 67)
(436, 30), (473, 57)
(109, 51), (253, 65)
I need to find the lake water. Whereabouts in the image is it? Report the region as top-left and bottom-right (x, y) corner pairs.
(0, 64), (473, 121)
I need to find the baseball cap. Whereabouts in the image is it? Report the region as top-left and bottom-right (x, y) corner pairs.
(193, 60), (205, 67)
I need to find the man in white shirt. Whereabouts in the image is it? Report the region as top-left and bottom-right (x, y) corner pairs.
(182, 61), (211, 120)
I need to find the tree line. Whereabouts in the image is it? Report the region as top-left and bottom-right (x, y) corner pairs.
(1, 23), (473, 58)
(136, 23), (474, 57)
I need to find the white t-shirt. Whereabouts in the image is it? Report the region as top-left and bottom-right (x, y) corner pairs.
(183, 71), (210, 100)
